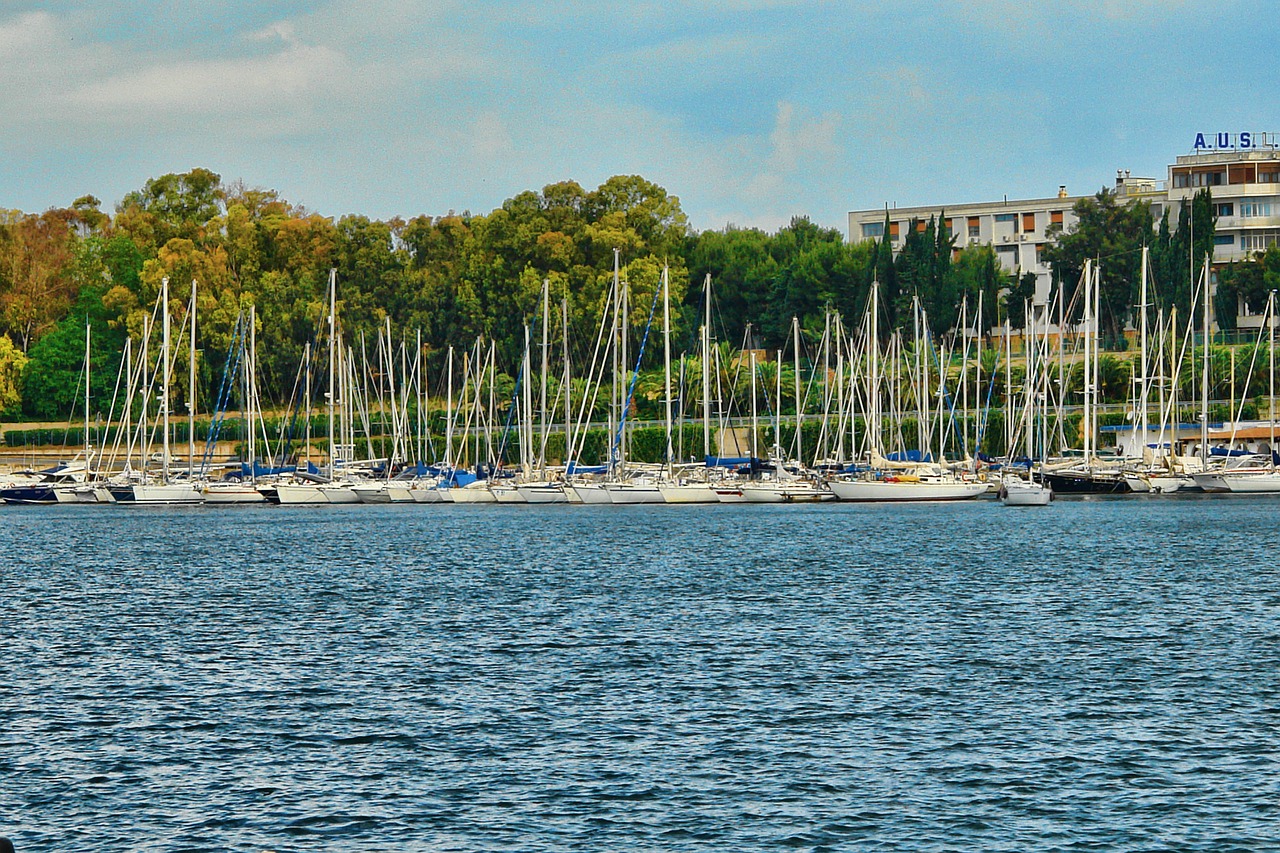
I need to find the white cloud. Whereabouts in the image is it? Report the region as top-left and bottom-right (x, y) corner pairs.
(68, 43), (348, 115)
(0, 9), (55, 51)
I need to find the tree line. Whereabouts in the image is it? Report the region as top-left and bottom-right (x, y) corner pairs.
(0, 168), (1269, 423)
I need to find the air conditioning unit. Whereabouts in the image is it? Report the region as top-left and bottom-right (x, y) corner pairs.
(1001, 235), (1011, 242)
(1018, 234), (1027, 241)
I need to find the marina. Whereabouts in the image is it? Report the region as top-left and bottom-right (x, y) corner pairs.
(6, 250), (1279, 509)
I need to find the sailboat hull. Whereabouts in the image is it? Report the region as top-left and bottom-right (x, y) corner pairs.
(658, 483), (718, 503)
(828, 478), (989, 502)
(202, 483), (267, 504)
(570, 483), (612, 504)
(604, 483), (665, 504)
(1042, 471), (1130, 494)
(129, 483), (205, 504)
(0, 485), (57, 504)
(450, 485), (497, 503)
(319, 484), (360, 504)
(351, 484), (392, 503)
(275, 484), (330, 504)
(517, 483), (569, 504)
(999, 480), (1053, 506)
(408, 485), (444, 503)
(740, 483), (833, 503)
(491, 484), (528, 503)
(1222, 471), (1280, 492)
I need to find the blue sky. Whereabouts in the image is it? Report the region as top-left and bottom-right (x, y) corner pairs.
(2, 1), (1277, 234)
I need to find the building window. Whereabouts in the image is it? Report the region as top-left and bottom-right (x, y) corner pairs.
(1214, 234), (1235, 245)
(1022, 212), (1036, 232)
(967, 216), (980, 239)
(1229, 164), (1257, 184)
(889, 222), (900, 238)
(862, 222), (884, 239)
(1216, 202), (1234, 217)
(1241, 230), (1280, 252)
(1050, 210), (1064, 226)
(1173, 172), (1190, 188)
(1191, 171), (1225, 187)
(1241, 202), (1272, 218)
(1260, 170), (1280, 183)
(994, 213), (1016, 223)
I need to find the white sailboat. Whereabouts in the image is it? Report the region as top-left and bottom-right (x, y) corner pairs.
(1220, 291), (1280, 493)
(1000, 291), (1052, 506)
(828, 281), (986, 502)
(127, 277), (204, 504)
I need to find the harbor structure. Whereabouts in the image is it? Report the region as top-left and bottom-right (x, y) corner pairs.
(847, 131), (1280, 329)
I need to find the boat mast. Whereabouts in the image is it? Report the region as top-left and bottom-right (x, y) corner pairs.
(1138, 247), (1150, 456)
(445, 345), (454, 470)
(539, 279), (550, 476)
(1270, 289), (1276, 469)
(1004, 291), (1013, 459)
(614, 277), (624, 466)
(327, 267), (337, 477)
(249, 305), (257, 482)
(1200, 256), (1211, 466)
(188, 279), (197, 479)
(1081, 260), (1093, 464)
(793, 315), (802, 463)
(974, 291), (982, 457)
(161, 275), (171, 483)
(614, 247), (624, 471)
(562, 296), (570, 466)
(703, 273), (712, 460)
(523, 323), (533, 476)
(775, 348), (782, 457)
(1025, 297), (1035, 463)
(914, 297), (924, 454)
(663, 266), (673, 476)
(835, 314), (845, 461)
(84, 317), (91, 470)
(870, 280), (880, 459)
(750, 350), (758, 461)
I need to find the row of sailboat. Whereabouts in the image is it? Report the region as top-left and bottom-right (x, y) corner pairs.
(6, 244), (1280, 507)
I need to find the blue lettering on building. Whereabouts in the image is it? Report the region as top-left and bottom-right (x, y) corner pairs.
(1194, 131), (1277, 151)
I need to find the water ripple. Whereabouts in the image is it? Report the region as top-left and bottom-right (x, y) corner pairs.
(1, 499), (1278, 850)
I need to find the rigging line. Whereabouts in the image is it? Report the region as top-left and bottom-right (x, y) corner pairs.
(612, 280), (664, 462)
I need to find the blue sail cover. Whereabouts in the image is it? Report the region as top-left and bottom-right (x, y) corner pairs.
(440, 470), (477, 488)
(705, 455), (756, 467)
(238, 462), (295, 478)
(566, 462), (608, 475)
(885, 450), (933, 463)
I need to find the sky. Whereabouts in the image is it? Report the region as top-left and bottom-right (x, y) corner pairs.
(2, 1), (1278, 235)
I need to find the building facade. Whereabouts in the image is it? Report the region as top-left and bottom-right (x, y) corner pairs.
(848, 174), (1160, 308)
(848, 134), (1280, 329)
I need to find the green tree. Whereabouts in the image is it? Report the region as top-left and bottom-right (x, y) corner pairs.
(1042, 188), (1156, 346)
(21, 286), (124, 419)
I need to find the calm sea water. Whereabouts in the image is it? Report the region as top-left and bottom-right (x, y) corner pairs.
(2, 497), (1278, 852)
